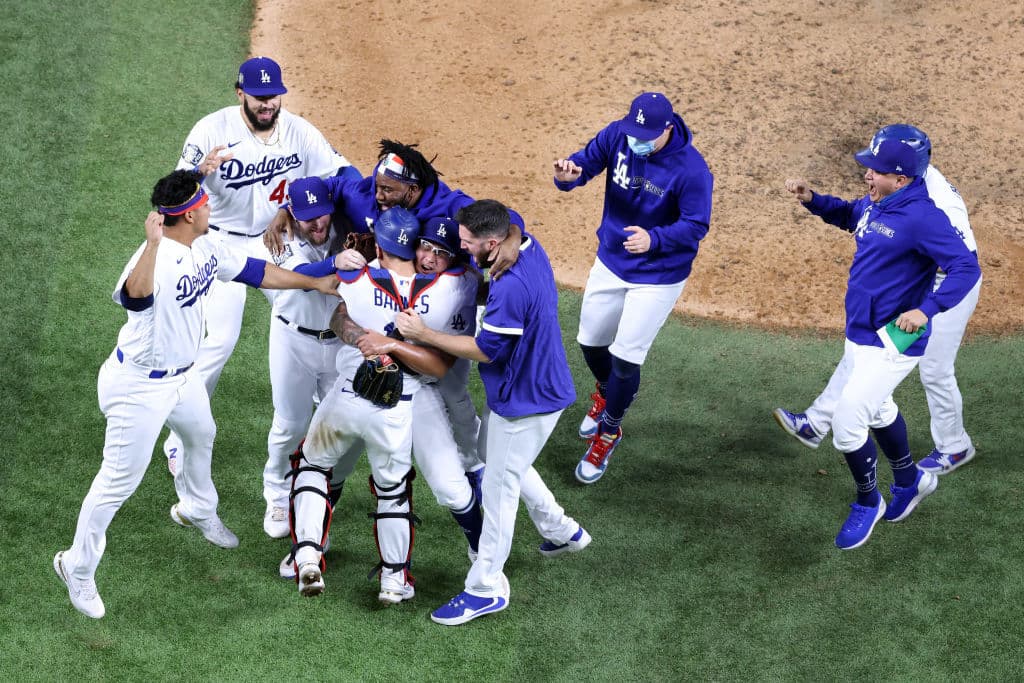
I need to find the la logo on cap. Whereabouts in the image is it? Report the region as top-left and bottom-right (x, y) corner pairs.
(261, 69), (271, 84)
(397, 229), (409, 245)
(305, 189), (318, 204)
(437, 224), (447, 237)
(636, 109), (646, 125)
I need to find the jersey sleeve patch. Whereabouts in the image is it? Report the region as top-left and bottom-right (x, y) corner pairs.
(181, 143), (204, 166)
(271, 243), (294, 267)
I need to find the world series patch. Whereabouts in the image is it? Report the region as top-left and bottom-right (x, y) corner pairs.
(182, 144), (204, 166)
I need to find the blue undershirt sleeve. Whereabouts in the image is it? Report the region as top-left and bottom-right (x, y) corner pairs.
(232, 257), (267, 288)
(294, 257), (336, 277)
(118, 284), (154, 311)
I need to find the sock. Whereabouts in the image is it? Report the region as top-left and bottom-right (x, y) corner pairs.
(328, 479), (346, 509)
(843, 440), (881, 507)
(580, 344), (612, 389)
(450, 496), (483, 552)
(872, 413), (916, 488)
(599, 356), (640, 434)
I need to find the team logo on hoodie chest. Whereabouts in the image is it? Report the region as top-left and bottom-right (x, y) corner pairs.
(611, 152), (665, 196)
(855, 209), (896, 241)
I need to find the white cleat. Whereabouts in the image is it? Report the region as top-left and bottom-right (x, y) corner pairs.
(171, 504), (239, 549)
(263, 505), (290, 539)
(53, 551), (105, 619)
(298, 563), (324, 597)
(378, 571), (415, 605)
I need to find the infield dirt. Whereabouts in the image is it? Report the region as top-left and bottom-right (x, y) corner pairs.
(252, 0), (1023, 334)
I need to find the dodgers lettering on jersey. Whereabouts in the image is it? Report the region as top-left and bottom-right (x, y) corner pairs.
(113, 235), (248, 369)
(177, 106), (351, 234)
(333, 265), (477, 394)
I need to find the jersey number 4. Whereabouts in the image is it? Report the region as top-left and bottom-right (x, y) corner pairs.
(269, 179), (287, 204)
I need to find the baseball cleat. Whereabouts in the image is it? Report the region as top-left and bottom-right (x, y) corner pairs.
(578, 384), (607, 439)
(279, 537), (331, 580)
(539, 525), (592, 557)
(835, 497), (886, 550)
(917, 445), (975, 475)
(297, 563), (324, 597)
(576, 428), (622, 484)
(170, 504), (239, 549)
(431, 578), (509, 626)
(53, 551), (105, 619)
(884, 469), (938, 522)
(263, 504), (290, 539)
(772, 408), (824, 449)
(378, 573), (415, 605)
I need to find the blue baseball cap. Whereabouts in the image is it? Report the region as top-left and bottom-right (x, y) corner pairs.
(374, 207), (420, 260)
(621, 92), (674, 140)
(237, 57), (288, 96)
(854, 138), (918, 176)
(288, 177), (333, 221)
(421, 216), (460, 256)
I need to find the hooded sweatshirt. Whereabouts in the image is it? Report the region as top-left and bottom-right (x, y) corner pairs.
(554, 113), (713, 284)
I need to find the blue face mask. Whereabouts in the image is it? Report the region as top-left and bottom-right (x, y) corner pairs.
(627, 135), (657, 157)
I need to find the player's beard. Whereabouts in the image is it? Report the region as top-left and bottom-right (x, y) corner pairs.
(243, 99), (280, 132)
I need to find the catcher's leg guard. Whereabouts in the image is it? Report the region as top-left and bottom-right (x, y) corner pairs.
(285, 446), (334, 583)
(367, 468), (419, 603)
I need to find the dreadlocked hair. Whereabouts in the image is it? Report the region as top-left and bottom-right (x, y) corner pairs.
(378, 139), (440, 191)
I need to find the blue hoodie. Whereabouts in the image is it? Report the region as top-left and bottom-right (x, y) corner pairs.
(324, 174), (525, 233)
(554, 114), (713, 284)
(806, 178), (981, 355)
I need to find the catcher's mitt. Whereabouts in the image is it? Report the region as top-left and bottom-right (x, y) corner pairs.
(352, 354), (403, 408)
(344, 231), (377, 263)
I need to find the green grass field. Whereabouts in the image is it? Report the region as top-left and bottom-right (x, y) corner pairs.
(2, 1), (1023, 680)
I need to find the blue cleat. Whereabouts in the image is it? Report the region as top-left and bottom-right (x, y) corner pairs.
(773, 408), (824, 449)
(575, 428), (622, 484)
(884, 468), (938, 522)
(539, 525), (592, 557)
(917, 446), (975, 475)
(835, 497), (886, 550)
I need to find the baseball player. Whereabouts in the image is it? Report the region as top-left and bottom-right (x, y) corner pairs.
(279, 216), (589, 580)
(776, 139), (980, 550)
(163, 56), (359, 475)
(396, 199), (579, 626)
(287, 208), (476, 604)
(267, 139), (525, 280)
(261, 176), (350, 539)
(53, 170), (341, 619)
(553, 92), (714, 484)
(774, 125), (983, 475)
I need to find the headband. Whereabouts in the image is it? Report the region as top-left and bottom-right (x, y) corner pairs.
(158, 184), (209, 216)
(378, 152), (418, 184)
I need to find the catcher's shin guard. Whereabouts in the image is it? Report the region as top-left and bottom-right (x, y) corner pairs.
(285, 446), (334, 581)
(367, 468), (420, 588)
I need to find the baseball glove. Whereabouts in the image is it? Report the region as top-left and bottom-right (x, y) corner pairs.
(344, 231), (377, 263)
(352, 354), (403, 408)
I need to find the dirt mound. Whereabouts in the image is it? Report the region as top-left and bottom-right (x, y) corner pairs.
(253, 0), (1023, 334)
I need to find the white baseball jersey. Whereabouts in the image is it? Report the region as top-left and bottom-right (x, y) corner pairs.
(270, 233), (336, 330)
(334, 265), (479, 393)
(177, 106), (351, 236)
(113, 235), (249, 369)
(924, 165), (977, 253)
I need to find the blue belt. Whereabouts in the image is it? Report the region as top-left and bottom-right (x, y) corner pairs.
(116, 348), (194, 379)
(209, 224), (265, 238)
(276, 315), (337, 340)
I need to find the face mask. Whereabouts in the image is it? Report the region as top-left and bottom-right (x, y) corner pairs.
(627, 135), (657, 157)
